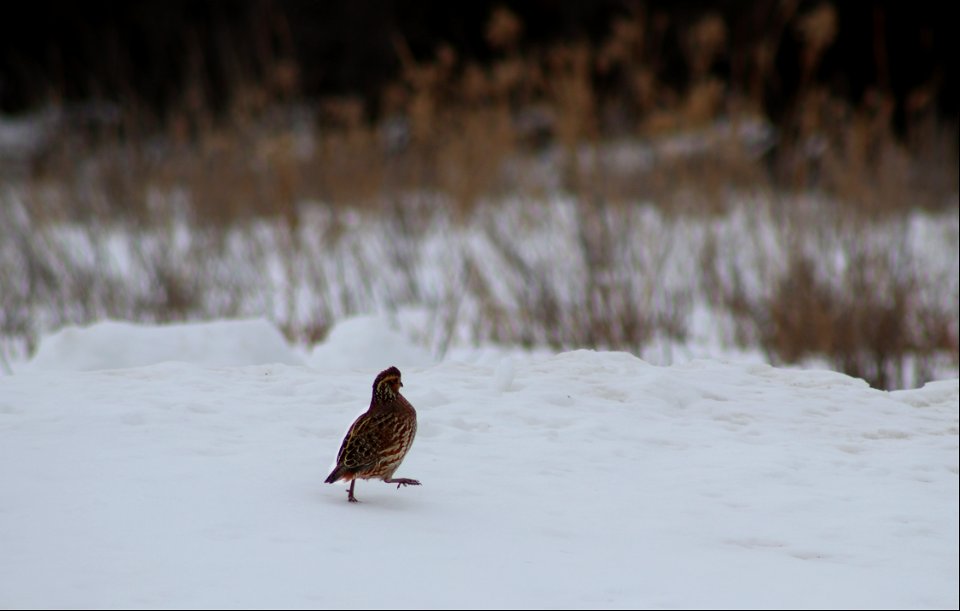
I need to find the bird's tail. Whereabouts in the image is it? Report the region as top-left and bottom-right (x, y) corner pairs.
(324, 466), (344, 484)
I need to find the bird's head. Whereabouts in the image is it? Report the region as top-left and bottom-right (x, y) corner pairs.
(373, 366), (404, 400)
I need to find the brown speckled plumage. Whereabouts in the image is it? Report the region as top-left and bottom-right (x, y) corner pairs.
(325, 366), (420, 502)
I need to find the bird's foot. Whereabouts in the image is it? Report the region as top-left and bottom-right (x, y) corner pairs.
(347, 479), (359, 502)
(385, 478), (421, 489)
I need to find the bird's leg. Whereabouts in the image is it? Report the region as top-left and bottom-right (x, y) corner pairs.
(347, 479), (359, 503)
(384, 477), (421, 489)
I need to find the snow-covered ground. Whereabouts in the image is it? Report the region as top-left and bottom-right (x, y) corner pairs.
(1, 317), (957, 608)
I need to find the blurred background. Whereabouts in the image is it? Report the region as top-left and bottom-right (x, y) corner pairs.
(1, 0), (957, 389)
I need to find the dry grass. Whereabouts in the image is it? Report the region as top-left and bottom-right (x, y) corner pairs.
(19, 4), (957, 218)
(700, 206), (959, 389)
(2, 4), (957, 388)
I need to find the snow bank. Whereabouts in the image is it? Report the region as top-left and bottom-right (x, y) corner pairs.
(25, 318), (303, 371)
(308, 314), (435, 371)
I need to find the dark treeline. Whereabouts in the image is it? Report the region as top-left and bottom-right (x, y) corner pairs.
(1, 0), (956, 128)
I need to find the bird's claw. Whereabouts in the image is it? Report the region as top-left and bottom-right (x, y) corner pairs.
(389, 478), (421, 488)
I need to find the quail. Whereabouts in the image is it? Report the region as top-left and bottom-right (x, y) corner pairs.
(325, 366), (420, 502)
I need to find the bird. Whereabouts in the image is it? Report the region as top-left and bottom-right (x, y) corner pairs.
(325, 366), (420, 502)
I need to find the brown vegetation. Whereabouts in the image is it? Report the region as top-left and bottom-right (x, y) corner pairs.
(1, 4), (957, 388)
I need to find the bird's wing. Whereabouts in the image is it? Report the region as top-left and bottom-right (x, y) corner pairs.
(336, 411), (395, 471)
